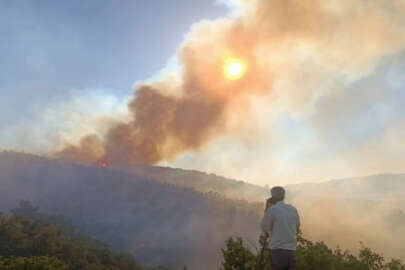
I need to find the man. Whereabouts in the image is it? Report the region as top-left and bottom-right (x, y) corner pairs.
(261, 186), (300, 270)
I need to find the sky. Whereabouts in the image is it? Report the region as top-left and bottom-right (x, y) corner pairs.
(0, 0), (226, 151)
(1, 0), (405, 186)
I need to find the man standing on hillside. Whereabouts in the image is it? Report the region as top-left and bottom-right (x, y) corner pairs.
(261, 186), (300, 270)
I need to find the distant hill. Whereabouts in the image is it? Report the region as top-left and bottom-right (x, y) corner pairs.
(287, 174), (405, 200)
(285, 174), (405, 261)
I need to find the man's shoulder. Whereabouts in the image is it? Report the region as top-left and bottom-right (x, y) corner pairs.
(272, 202), (298, 210)
(282, 202), (298, 212)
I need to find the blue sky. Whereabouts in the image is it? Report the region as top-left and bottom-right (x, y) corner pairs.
(0, 0), (226, 127)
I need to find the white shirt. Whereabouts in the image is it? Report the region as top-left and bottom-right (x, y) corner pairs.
(261, 201), (300, 250)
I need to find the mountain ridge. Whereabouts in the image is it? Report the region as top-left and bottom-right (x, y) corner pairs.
(2, 150), (404, 201)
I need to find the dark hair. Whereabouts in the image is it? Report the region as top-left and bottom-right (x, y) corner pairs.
(271, 186), (285, 201)
(265, 197), (273, 212)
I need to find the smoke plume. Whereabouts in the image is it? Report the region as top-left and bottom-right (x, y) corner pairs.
(54, 0), (405, 165)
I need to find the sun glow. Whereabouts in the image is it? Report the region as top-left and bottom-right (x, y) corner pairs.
(224, 59), (246, 80)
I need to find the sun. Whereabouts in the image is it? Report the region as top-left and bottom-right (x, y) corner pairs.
(223, 59), (246, 80)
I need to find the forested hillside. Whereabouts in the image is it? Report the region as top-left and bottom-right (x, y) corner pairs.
(0, 151), (262, 269)
(0, 201), (150, 270)
(114, 164), (269, 202)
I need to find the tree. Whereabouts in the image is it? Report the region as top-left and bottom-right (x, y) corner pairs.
(221, 237), (256, 270)
(0, 256), (69, 270)
(10, 200), (40, 219)
(1, 204), (144, 270)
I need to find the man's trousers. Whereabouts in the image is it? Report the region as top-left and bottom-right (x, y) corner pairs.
(269, 248), (296, 270)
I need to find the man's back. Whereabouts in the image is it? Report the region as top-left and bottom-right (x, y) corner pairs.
(261, 201), (300, 250)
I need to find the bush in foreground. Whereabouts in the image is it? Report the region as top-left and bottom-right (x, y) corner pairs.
(221, 233), (405, 270)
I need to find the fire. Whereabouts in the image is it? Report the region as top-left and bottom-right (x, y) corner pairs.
(223, 58), (246, 80)
(97, 159), (109, 168)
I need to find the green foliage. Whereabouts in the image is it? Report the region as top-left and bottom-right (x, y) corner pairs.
(10, 200), (40, 219)
(0, 256), (68, 270)
(220, 234), (270, 270)
(0, 202), (145, 270)
(221, 237), (256, 270)
(221, 232), (405, 270)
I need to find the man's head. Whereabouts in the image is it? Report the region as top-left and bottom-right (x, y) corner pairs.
(271, 186), (285, 202)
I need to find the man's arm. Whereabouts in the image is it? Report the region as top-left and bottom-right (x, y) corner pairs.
(261, 207), (274, 234)
(295, 208), (300, 232)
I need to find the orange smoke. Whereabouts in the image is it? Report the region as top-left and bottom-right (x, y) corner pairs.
(53, 0), (405, 166)
(54, 17), (271, 165)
